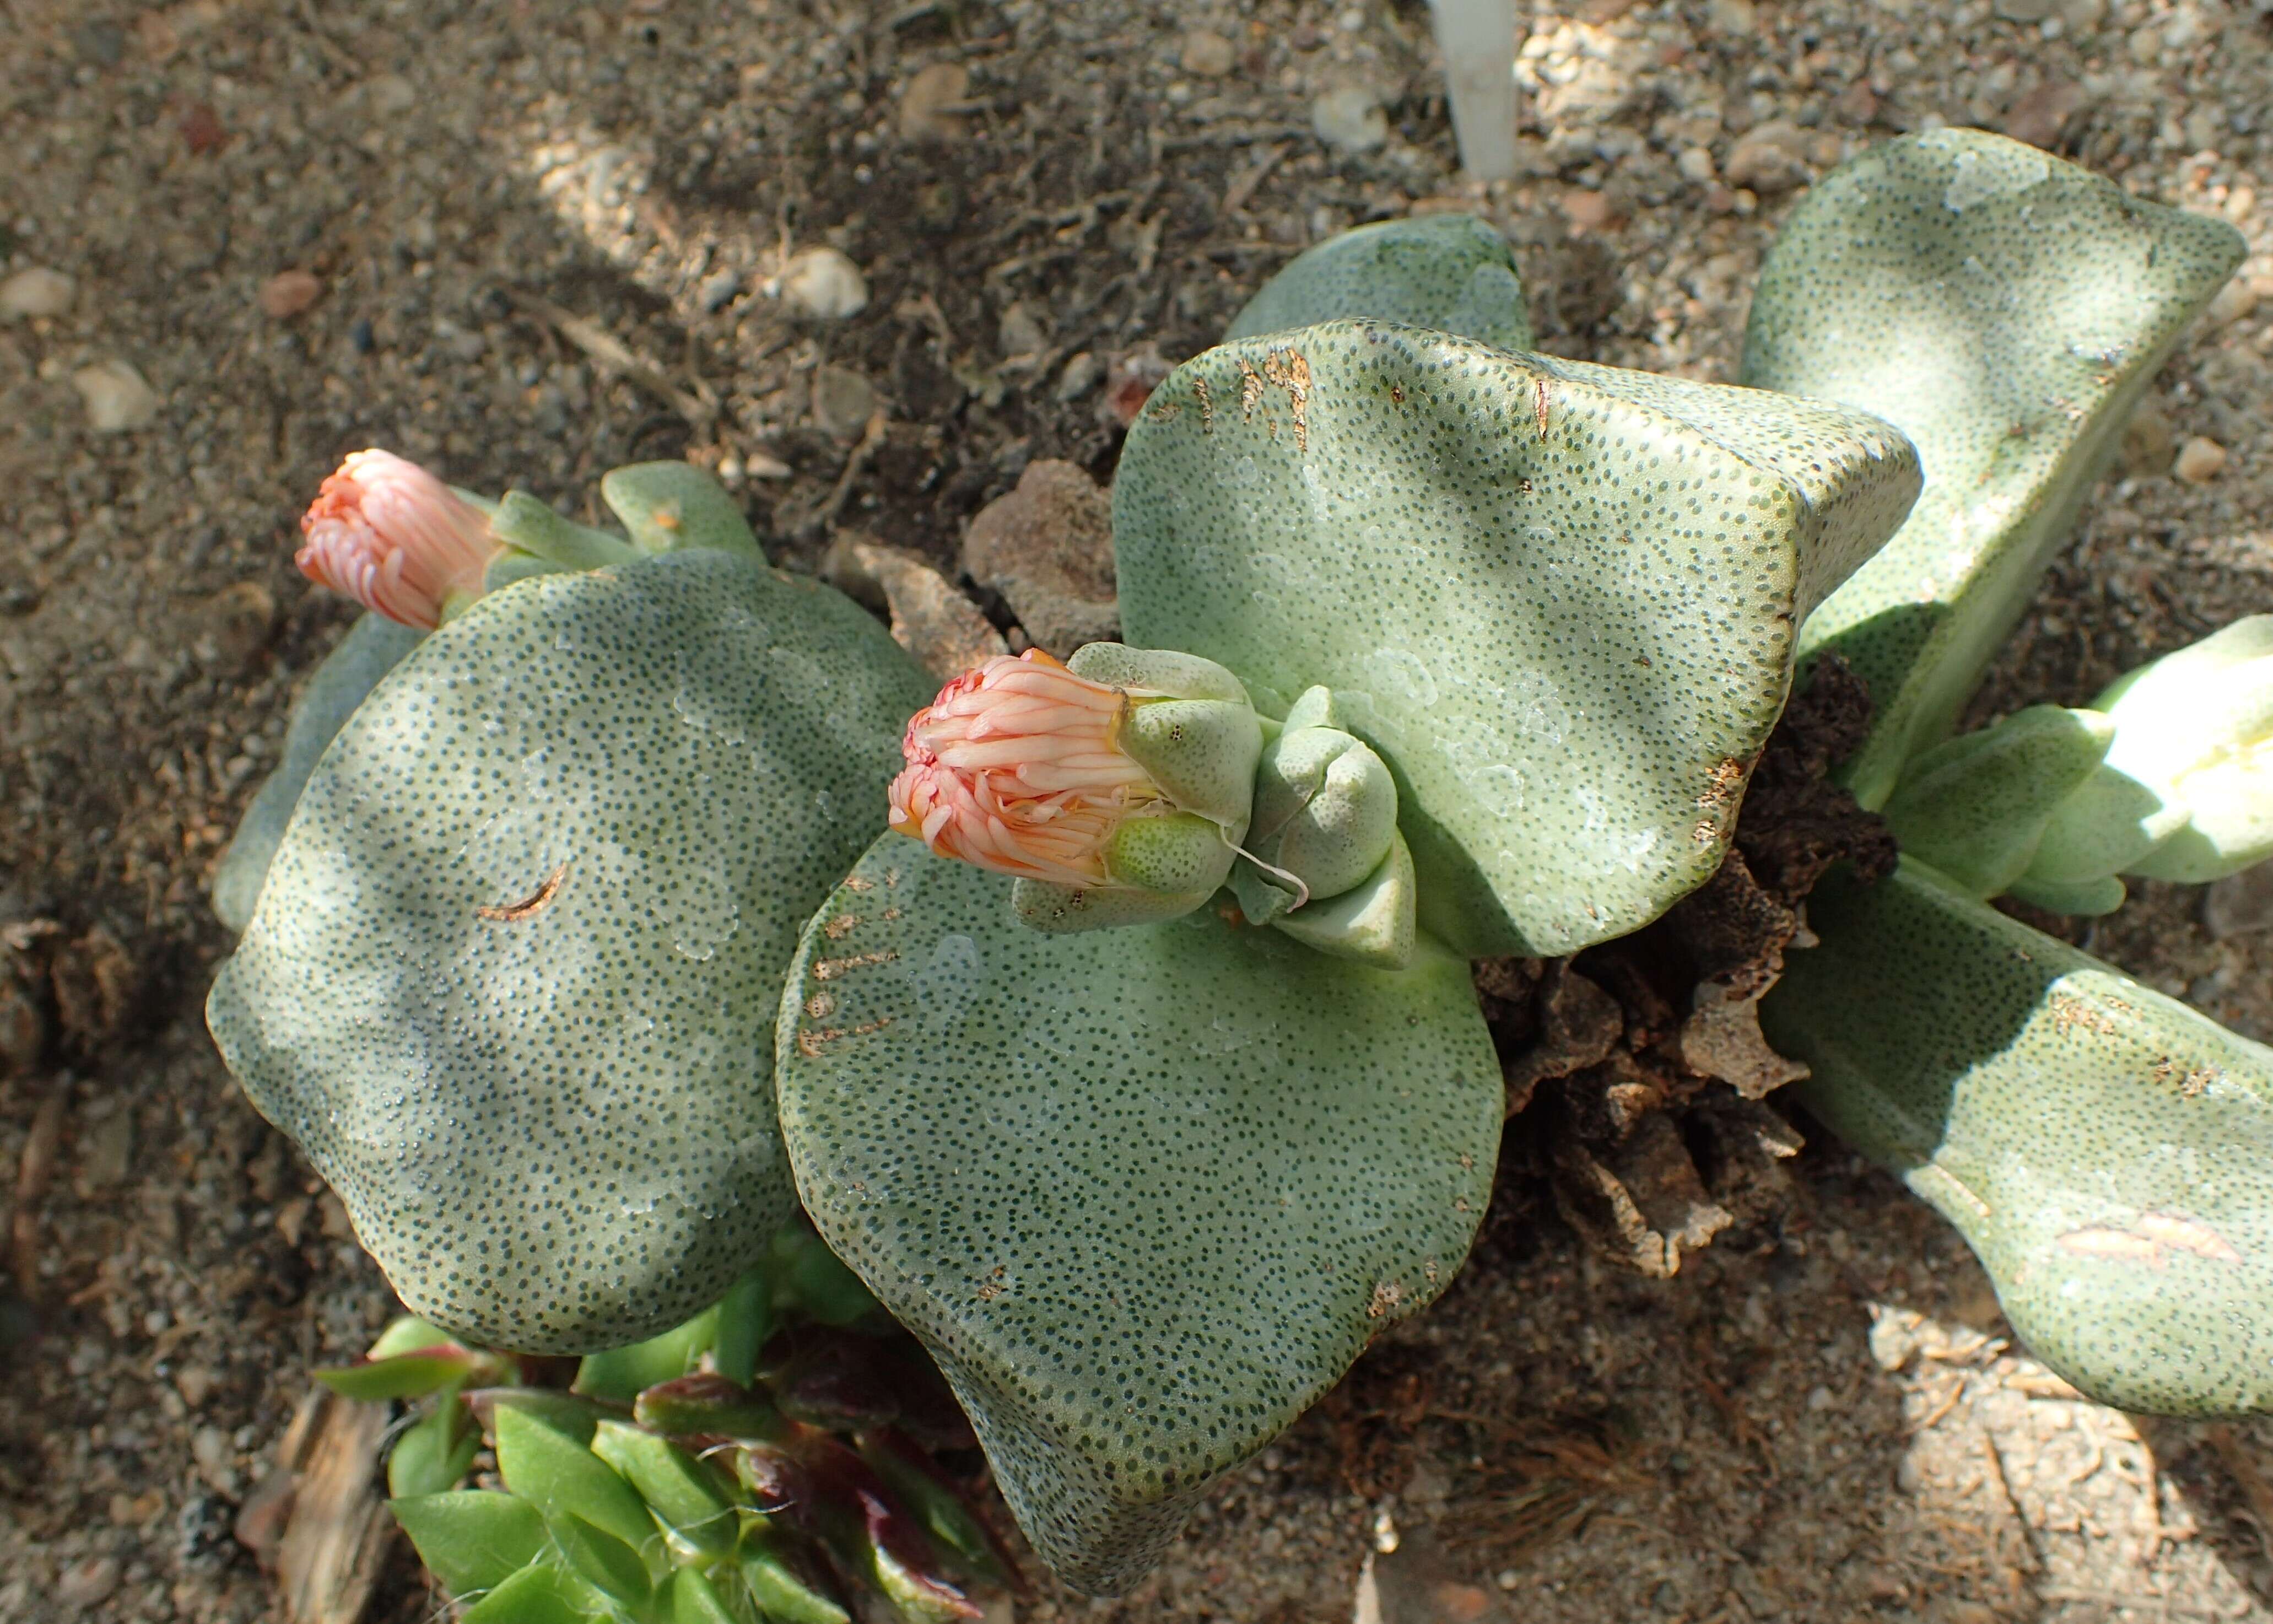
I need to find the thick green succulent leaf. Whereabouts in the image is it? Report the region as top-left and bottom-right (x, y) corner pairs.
(1740, 129), (2246, 807)
(589, 1419), (737, 1562)
(573, 1308), (719, 1401)
(1115, 321), (1920, 955)
(668, 1567), (741, 1624)
(389, 1489), (548, 1598)
(603, 461), (764, 560)
(207, 552), (933, 1352)
(210, 613), (425, 934)
(494, 1404), (658, 1555)
(1761, 858), (2273, 1415)
(388, 1387), (479, 1497)
(774, 835), (1502, 1591)
(456, 1558), (609, 1624)
(1878, 705), (2114, 897)
(1224, 214), (1534, 352)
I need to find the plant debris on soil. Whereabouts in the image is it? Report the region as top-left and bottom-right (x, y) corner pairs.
(4, 0), (2272, 1620)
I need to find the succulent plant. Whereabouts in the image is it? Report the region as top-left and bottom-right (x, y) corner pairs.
(316, 1221), (1013, 1622)
(209, 125), (2266, 1602)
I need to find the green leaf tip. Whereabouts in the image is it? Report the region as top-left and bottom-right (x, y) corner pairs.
(1741, 128), (2247, 808)
(602, 461), (765, 561)
(1225, 213), (1534, 353)
(1763, 857), (2273, 1416)
(1115, 320), (1920, 956)
(776, 834), (1499, 1590)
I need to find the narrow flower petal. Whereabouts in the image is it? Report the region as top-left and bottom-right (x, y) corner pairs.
(888, 650), (1168, 884)
(296, 449), (500, 629)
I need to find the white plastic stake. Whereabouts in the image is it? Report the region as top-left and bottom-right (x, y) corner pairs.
(1428, 0), (1520, 181)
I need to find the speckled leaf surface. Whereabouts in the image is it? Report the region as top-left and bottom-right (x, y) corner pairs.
(1740, 129), (2245, 808)
(212, 613), (426, 934)
(208, 553), (934, 1353)
(773, 838), (1501, 1591)
(1115, 321), (1920, 956)
(1761, 859), (2273, 1415)
(1224, 214), (1534, 351)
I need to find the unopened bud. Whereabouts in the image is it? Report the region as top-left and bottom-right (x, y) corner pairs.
(890, 645), (1262, 932)
(2101, 617), (2273, 882)
(296, 449), (503, 629)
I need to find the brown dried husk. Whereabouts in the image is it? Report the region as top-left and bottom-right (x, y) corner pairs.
(1480, 657), (1895, 1277)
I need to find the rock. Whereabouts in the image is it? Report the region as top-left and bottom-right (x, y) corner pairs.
(1705, 0), (1756, 33)
(1835, 82), (1881, 125)
(1056, 349), (1104, 402)
(191, 581), (277, 675)
(997, 301), (1047, 360)
(811, 365), (877, 441)
(1560, 188), (1619, 230)
(71, 360), (159, 432)
(697, 268), (742, 313)
(0, 961), (41, 1078)
(1677, 147), (1717, 184)
(258, 269), (323, 320)
(1311, 86), (1389, 155)
(0, 267), (75, 320)
(1097, 344), (1172, 429)
(823, 534), (1006, 679)
(2174, 435), (2228, 483)
(1180, 28), (1238, 77)
(56, 1557), (120, 1610)
(962, 460), (1119, 659)
(898, 61), (970, 143)
(1722, 120), (1813, 193)
(773, 246), (868, 320)
(2207, 275), (2264, 327)
(2122, 399), (2174, 476)
(2206, 862), (2273, 938)
(2004, 80), (2085, 149)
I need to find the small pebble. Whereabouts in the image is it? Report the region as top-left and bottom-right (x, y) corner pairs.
(1311, 86), (1389, 155)
(1056, 350), (1104, 402)
(57, 1557), (121, 1610)
(811, 364), (876, 441)
(696, 268), (742, 313)
(1, 266), (75, 320)
(2173, 436), (2228, 483)
(773, 246), (868, 320)
(899, 61), (970, 143)
(1723, 120), (1813, 192)
(1677, 147), (1717, 183)
(1561, 188), (1618, 230)
(2205, 863), (2273, 938)
(1181, 29), (1238, 77)
(72, 360), (160, 432)
(998, 301), (1047, 359)
(257, 269), (323, 320)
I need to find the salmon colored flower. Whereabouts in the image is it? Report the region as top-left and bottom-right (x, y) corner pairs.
(889, 650), (1170, 886)
(297, 449), (500, 629)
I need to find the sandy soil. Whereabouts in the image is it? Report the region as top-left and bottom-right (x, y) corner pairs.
(3, 1), (2271, 1620)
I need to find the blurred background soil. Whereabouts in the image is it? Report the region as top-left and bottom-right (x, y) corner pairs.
(3, 0), (2272, 1620)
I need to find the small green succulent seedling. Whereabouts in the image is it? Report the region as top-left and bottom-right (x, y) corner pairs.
(316, 1221), (1010, 1622)
(209, 126), (2267, 1598)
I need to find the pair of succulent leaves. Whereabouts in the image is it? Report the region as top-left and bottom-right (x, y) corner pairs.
(209, 130), (2272, 1595)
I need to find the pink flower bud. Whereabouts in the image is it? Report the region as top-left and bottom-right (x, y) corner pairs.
(888, 650), (1168, 886)
(296, 449), (499, 629)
